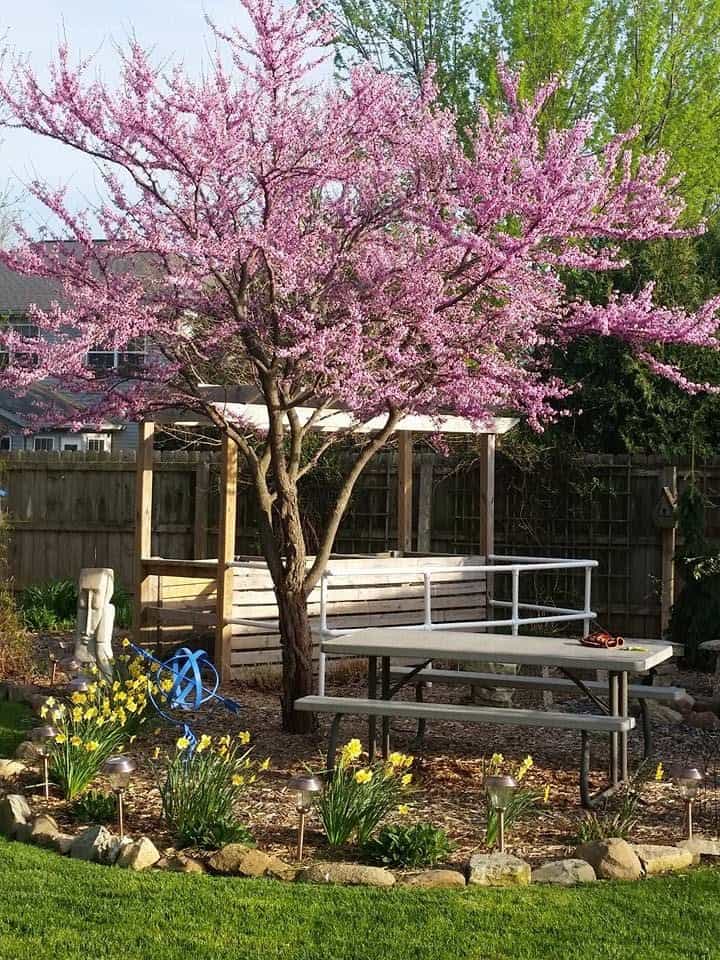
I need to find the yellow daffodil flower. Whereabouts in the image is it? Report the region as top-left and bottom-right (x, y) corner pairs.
(122, 638), (130, 647)
(54, 733), (67, 744)
(401, 773), (412, 787)
(84, 741), (99, 753)
(70, 736), (82, 748)
(176, 736), (191, 751)
(260, 757), (270, 771)
(354, 768), (373, 784)
(237, 731), (251, 745)
(397, 804), (410, 816)
(72, 707), (83, 722)
(153, 746), (161, 760)
(655, 762), (665, 782)
(543, 784), (550, 804)
(232, 774), (245, 787)
(39, 706), (48, 719)
(197, 734), (212, 753)
(71, 692), (87, 705)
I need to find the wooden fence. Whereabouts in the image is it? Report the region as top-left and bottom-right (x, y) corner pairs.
(3, 447), (718, 638)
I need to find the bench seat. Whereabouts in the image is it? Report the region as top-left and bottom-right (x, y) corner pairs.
(295, 695), (635, 733)
(387, 667), (686, 703)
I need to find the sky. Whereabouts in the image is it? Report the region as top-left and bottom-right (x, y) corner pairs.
(0, 1), (266, 233)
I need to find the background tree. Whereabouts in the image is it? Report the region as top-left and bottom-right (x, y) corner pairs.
(329, 0), (720, 454)
(1, 0), (719, 729)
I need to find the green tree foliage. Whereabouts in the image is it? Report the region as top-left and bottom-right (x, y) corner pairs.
(325, 0), (720, 454)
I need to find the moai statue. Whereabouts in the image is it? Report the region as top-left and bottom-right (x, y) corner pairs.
(73, 568), (116, 678)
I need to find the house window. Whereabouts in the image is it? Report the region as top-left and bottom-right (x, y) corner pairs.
(86, 436), (108, 453)
(0, 319), (39, 368)
(62, 443), (79, 452)
(33, 437), (55, 451)
(0, 436), (11, 451)
(87, 336), (147, 373)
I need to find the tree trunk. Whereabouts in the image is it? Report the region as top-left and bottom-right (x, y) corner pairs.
(276, 580), (315, 733)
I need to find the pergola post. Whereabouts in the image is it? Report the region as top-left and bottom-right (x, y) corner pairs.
(478, 433), (495, 559)
(133, 420), (155, 645)
(215, 434), (238, 682)
(397, 431), (413, 553)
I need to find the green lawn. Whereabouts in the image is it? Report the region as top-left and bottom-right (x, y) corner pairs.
(0, 701), (33, 756)
(0, 839), (719, 960)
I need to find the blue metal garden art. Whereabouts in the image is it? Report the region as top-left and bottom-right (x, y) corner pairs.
(129, 643), (241, 753)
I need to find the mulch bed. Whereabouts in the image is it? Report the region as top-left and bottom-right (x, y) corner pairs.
(14, 634), (720, 869)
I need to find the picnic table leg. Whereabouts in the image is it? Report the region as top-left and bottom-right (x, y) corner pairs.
(619, 671), (629, 781)
(381, 656), (391, 759)
(368, 656), (377, 761)
(608, 671), (620, 786)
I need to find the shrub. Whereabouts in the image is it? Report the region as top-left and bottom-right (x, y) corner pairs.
(0, 513), (35, 681)
(362, 822), (455, 868)
(42, 657), (152, 799)
(571, 763), (652, 843)
(18, 578), (133, 631)
(314, 741), (415, 848)
(70, 789), (117, 823)
(484, 753), (546, 848)
(158, 732), (265, 849)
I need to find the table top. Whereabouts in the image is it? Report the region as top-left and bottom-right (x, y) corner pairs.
(321, 629), (674, 674)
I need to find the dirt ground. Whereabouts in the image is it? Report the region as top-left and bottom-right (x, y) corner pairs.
(18, 635), (720, 870)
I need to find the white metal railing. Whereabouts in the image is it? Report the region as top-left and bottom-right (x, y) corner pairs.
(316, 554), (597, 694)
(226, 554), (598, 695)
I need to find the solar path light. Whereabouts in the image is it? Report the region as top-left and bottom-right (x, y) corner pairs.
(671, 765), (704, 841)
(103, 755), (137, 839)
(287, 774), (323, 861)
(30, 725), (57, 800)
(485, 774), (518, 853)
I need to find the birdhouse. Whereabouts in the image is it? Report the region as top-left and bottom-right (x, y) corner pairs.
(653, 485), (677, 529)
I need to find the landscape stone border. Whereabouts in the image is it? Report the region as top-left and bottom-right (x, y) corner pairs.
(1, 680), (718, 888)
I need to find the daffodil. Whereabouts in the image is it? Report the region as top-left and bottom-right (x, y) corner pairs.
(153, 746), (161, 760)
(72, 707), (83, 723)
(388, 751), (405, 767)
(260, 757), (270, 771)
(397, 804), (410, 816)
(54, 733), (67, 744)
(401, 773), (412, 787)
(122, 638), (130, 647)
(84, 707), (97, 721)
(490, 753), (504, 767)
(39, 706), (48, 719)
(340, 738), (363, 767)
(655, 762), (665, 782)
(197, 734), (212, 753)
(84, 740), (99, 753)
(354, 768), (373, 784)
(543, 784), (550, 804)
(237, 730), (251, 745)
(45, 697), (56, 707)
(176, 736), (191, 751)
(232, 774), (245, 787)
(71, 692), (87, 705)
(71, 735), (83, 748)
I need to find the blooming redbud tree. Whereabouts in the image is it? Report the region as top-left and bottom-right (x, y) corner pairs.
(1, 0), (718, 730)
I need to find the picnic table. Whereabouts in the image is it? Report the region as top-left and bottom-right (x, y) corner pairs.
(295, 628), (677, 807)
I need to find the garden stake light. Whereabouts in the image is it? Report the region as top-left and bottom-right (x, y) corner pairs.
(30, 724), (57, 800)
(65, 675), (89, 695)
(287, 774), (323, 861)
(103, 756), (136, 839)
(671, 766), (704, 840)
(485, 774), (518, 853)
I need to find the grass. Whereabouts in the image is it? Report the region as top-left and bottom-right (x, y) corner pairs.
(0, 839), (719, 960)
(0, 701), (33, 756)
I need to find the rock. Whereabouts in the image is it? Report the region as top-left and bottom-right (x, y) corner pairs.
(6, 684), (35, 703)
(70, 825), (122, 864)
(28, 693), (50, 714)
(402, 869), (466, 888)
(49, 833), (74, 855)
(691, 697), (720, 715)
(208, 844), (271, 877)
(116, 837), (161, 871)
(0, 759), (27, 779)
(631, 844), (694, 875)
(675, 693), (696, 715)
(29, 814), (60, 847)
(165, 854), (206, 874)
(0, 794), (32, 839)
(266, 855), (300, 882)
(14, 741), (42, 761)
(299, 861), (396, 887)
(15, 822), (33, 843)
(467, 853), (531, 887)
(640, 702), (684, 725)
(574, 838), (642, 881)
(678, 837), (720, 864)
(688, 711), (720, 731)
(531, 859), (597, 886)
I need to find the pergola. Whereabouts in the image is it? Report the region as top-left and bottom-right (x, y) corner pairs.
(132, 387), (517, 680)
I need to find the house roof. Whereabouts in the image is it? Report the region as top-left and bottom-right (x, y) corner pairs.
(0, 387), (122, 433)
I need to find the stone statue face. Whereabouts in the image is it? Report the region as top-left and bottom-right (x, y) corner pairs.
(74, 568), (116, 675)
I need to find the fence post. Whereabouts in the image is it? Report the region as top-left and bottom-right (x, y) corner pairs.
(193, 460), (210, 560)
(397, 431), (413, 553)
(660, 464), (678, 635)
(215, 435), (238, 682)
